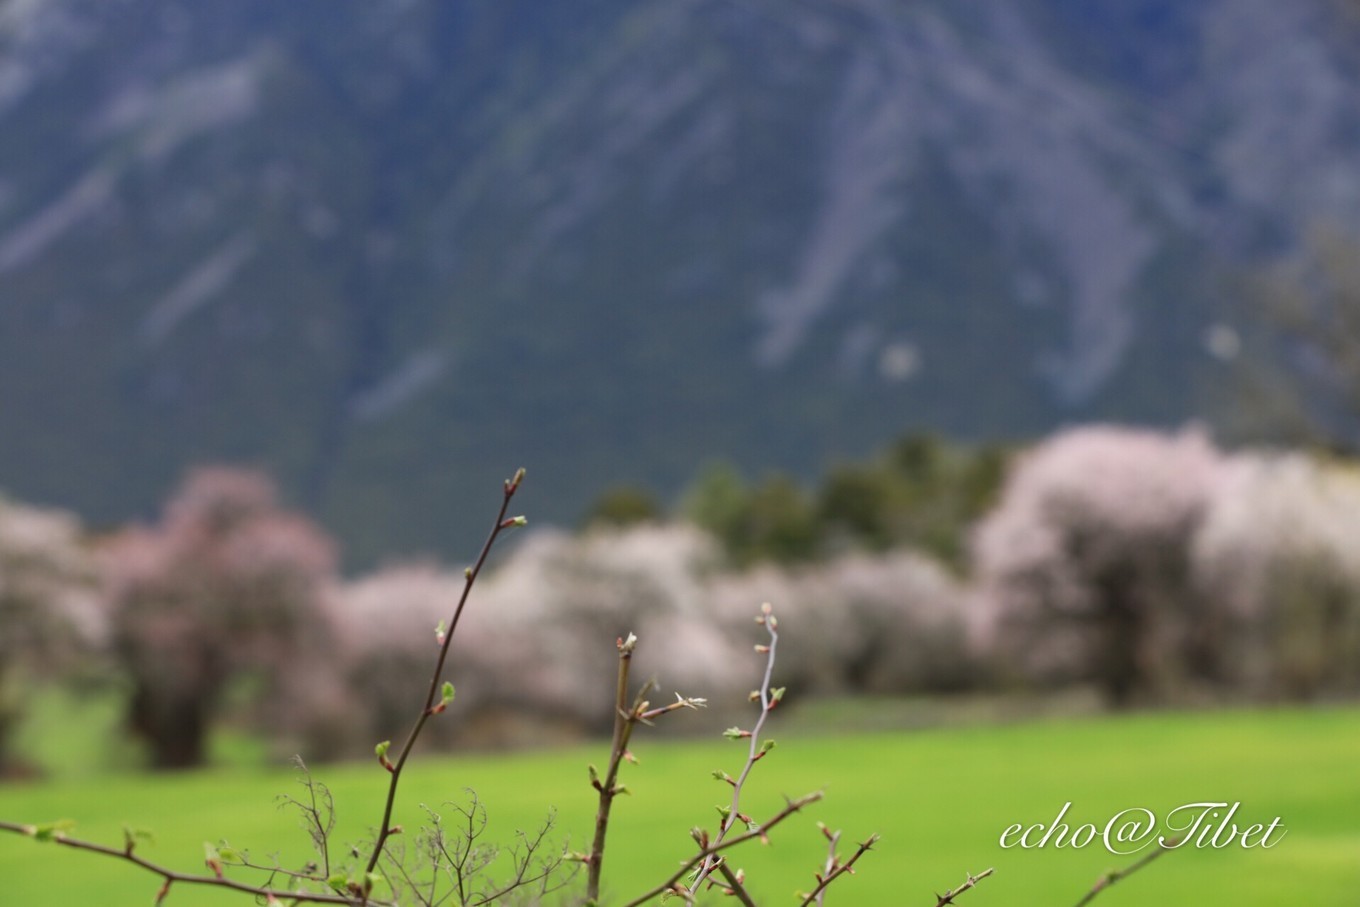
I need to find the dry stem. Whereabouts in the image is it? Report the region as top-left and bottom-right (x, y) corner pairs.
(930, 867), (994, 906)
(1070, 837), (1180, 907)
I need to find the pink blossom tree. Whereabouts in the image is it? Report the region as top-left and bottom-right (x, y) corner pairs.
(100, 468), (338, 769)
(972, 426), (1226, 706)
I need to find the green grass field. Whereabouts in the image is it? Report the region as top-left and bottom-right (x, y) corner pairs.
(1, 705), (1357, 905)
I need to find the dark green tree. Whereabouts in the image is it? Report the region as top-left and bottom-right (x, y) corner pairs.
(582, 485), (662, 528)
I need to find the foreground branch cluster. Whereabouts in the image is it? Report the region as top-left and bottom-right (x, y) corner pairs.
(1, 471), (1177, 905)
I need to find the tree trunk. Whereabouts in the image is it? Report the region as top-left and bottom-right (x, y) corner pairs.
(129, 684), (208, 770)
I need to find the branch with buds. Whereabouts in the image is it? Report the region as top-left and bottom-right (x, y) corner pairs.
(686, 602), (802, 899)
(582, 632), (708, 903)
(361, 468), (528, 896)
(618, 792), (826, 907)
(798, 825), (881, 906)
(0, 819), (375, 906)
(610, 602), (877, 907)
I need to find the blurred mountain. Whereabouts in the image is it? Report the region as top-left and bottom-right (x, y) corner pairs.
(2, 0), (1359, 564)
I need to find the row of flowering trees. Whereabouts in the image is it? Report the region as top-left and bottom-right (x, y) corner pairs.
(974, 426), (1360, 706)
(3, 424), (1359, 772)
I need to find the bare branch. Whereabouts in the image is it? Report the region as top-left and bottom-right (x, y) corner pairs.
(930, 867), (994, 906)
(277, 756), (336, 879)
(798, 831), (880, 906)
(1070, 838), (1180, 907)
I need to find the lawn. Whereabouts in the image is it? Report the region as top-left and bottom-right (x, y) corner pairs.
(0, 704), (1357, 905)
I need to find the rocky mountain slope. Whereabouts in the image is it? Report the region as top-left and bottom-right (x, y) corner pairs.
(2, 0), (1358, 562)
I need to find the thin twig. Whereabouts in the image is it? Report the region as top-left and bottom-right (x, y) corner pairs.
(379, 842), (426, 907)
(931, 867), (994, 906)
(0, 821), (378, 906)
(814, 827), (840, 907)
(233, 858), (325, 884)
(690, 603), (783, 895)
(278, 756), (335, 879)
(798, 833), (880, 906)
(618, 791), (824, 907)
(362, 470), (527, 891)
(1070, 837), (1180, 907)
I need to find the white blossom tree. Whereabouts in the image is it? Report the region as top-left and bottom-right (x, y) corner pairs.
(0, 495), (98, 772)
(972, 425), (1226, 705)
(1193, 452), (1360, 697)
